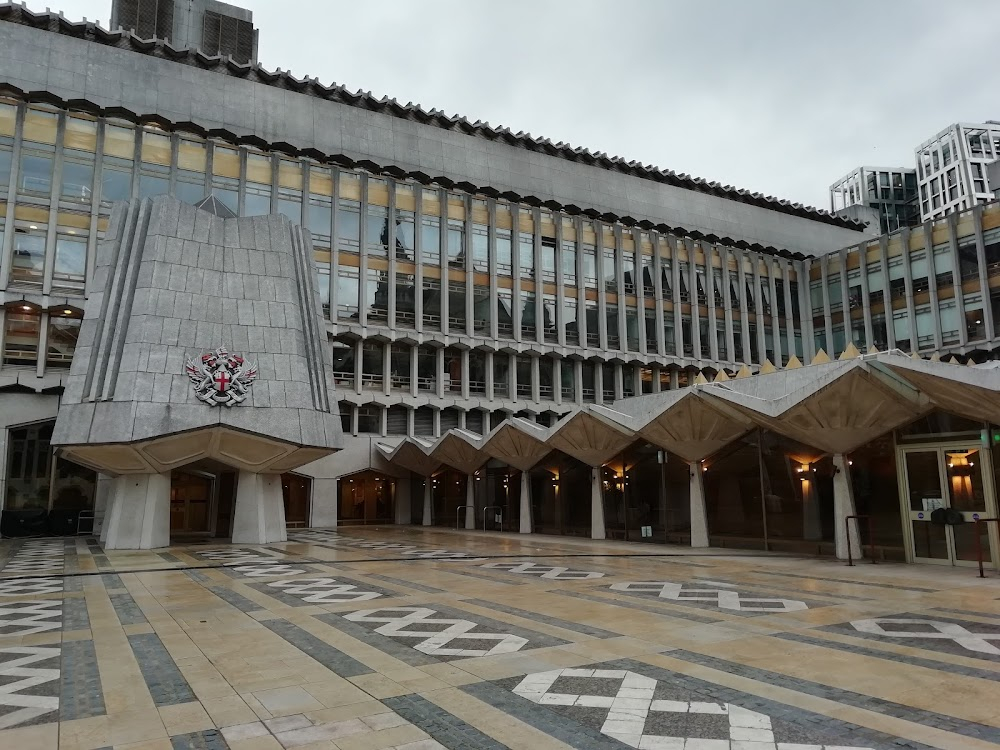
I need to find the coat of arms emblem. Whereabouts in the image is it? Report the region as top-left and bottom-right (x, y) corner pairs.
(184, 346), (258, 407)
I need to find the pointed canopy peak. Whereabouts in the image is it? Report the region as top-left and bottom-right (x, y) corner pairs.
(759, 359), (777, 374)
(911, 351), (923, 360)
(735, 364), (753, 379)
(811, 349), (831, 365)
(713, 369), (731, 382)
(947, 355), (961, 365)
(966, 358), (978, 367)
(785, 355), (802, 369)
(838, 342), (861, 360)
(867, 345), (881, 355)
(930, 352), (941, 362)
(694, 372), (709, 385)
(194, 194), (238, 219)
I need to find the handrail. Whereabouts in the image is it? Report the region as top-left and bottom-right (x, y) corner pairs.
(456, 505), (474, 529)
(974, 518), (999, 578)
(845, 514), (876, 566)
(483, 505), (504, 532)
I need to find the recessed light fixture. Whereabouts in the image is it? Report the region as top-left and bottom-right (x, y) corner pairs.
(21, 305), (31, 311)
(63, 309), (72, 315)
(28, 225), (37, 230)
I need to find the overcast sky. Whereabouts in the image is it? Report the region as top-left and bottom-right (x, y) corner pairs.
(50, 0), (1000, 211)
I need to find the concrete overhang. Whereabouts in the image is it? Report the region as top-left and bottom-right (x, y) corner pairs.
(705, 357), (929, 455)
(545, 405), (636, 466)
(633, 390), (755, 463)
(874, 354), (1000, 425)
(57, 425), (336, 476)
(376, 438), (440, 476)
(427, 429), (488, 474)
(481, 418), (551, 471)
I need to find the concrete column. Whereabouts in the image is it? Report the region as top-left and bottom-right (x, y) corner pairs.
(590, 467), (606, 540)
(833, 454), (860, 560)
(309, 478), (338, 528)
(422, 477), (432, 526)
(465, 474), (476, 530)
(232, 472), (287, 545)
(802, 471), (823, 541)
(520, 470), (532, 534)
(689, 463), (709, 548)
(93, 473), (114, 538)
(102, 473), (171, 550)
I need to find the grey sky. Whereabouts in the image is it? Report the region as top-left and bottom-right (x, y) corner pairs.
(49, 0), (1000, 212)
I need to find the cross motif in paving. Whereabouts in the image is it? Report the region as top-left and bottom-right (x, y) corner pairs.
(230, 564), (307, 578)
(610, 581), (808, 612)
(512, 668), (874, 749)
(852, 618), (1000, 656)
(0, 646), (60, 729)
(0, 577), (63, 597)
(344, 606), (528, 657)
(0, 600), (62, 636)
(267, 577), (383, 604)
(480, 561), (605, 580)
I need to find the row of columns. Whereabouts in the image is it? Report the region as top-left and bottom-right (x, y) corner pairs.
(416, 453), (860, 560)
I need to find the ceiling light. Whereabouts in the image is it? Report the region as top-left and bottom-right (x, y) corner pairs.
(21, 305), (31, 311)
(28, 225), (37, 230)
(63, 309), (72, 314)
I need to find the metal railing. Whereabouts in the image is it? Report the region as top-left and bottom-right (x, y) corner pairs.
(974, 518), (999, 578)
(456, 505), (474, 529)
(845, 514), (876, 566)
(483, 505), (504, 532)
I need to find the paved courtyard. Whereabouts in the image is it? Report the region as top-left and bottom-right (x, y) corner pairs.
(0, 528), (998, 750)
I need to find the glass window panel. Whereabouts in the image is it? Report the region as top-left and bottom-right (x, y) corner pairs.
(64, 117), (98, 152)
(0, 102), (16, 139)
(213, 146), (240, 178)
(23, 109), (58, 146)
(175, 179), (205, 205)
(394, 211), (414, 259)
(518, 233), (534, 279)
(244, 189), (271, 216)
(104, 125), (135, 159)
(11, 233), (46, 284)
(562, 243), (576, 284)
(338, 200), (361, 250)
(3, 309), (40, 365)
(277, 159), (302, 189)
(61, 160), (94, 203)
(277, 197), (301, 222)
(421, 217), (440, 264)
(0, 148), (11, 186)
(46, 315), (80, 368)
(140, 131), (171, 166)
(177, 139), (207, 173)
(101, 167), (131, 202)
(139, 174), (169, 199)
(496, 230), (512, 274)
(309, 199), (332, 241)
(541, 240), (556, 281)
(367, 206), (388, 256)
(447, 219), (464, 266)
(245, 152), (271, 185)
(337, 270), (360, 319)
(19, 154), (52, 195)
(54, 236), (86, 279)
(472, 225), (488, 271)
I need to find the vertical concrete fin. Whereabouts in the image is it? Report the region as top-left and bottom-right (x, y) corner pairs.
(289, 222), (331, 413)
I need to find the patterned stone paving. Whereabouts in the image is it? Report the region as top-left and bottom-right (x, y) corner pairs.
(0, 529), (998, 749)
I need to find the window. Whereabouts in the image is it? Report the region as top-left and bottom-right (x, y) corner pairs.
(541, 238), (556, 282)
(496, 229), (512, 275)
(606, 304), (620, 349)
(393, 210), (414, 260)
(565, 296), (580, 346)
(422, 278), (441, 328)
(447, 219), (464, 268)
(472, 224), (489, 271)
(3, 307), (40, 366)
(366, 205), (388, 258)
(337, 200), (361, 252)
(0, 148), (12, 187)
(390, 344), (410, 391)
(521, 293), (536, 339)
(366, 269), (388, 322)
(421, 217), (440, 264)
(361, 342), (384, 390)
(493, 353), (510, 398)
(19, 153), (52, 195)
(582, 245), (597, 287)
(518, 233), (534, 279)
(448, 281), (466, 330)
(417, 345), (437, 392)
(309, 198), (333, 246)
(357, 406), (380, 434)
(336, 268), (359, 320)
(316, 262), (330, 318)
(603, 250), (617, 292)
(61, 160), (94, 203)
(11, 231), (45, 287)
(497, 288), (513, 337)
(46, 313), (80, 368)
(562, 242), (577, 286)
(53, 235), (87, 294)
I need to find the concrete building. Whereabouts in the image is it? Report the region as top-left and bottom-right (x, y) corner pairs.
(111, 0), (257, 64)
(916, 122), (1000, 221)
(829, 166), (918, 234)
(0, 3), (998, 569)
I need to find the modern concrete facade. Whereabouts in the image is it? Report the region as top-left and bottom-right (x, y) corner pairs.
(829, 166), (919, 234)
(916, 121), (1000, 221)
(0, 4), (998, 568)
(111, 0), (258, 64)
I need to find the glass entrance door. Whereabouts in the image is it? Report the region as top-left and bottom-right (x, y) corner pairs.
(899, 445), (996, 566)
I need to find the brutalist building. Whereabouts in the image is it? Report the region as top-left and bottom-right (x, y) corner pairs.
(3, 2), (1000, 570)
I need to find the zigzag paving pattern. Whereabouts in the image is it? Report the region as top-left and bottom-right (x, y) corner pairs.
(0, 529), (999, 749)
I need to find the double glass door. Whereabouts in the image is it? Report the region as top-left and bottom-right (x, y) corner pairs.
(899, 445), (996, 566)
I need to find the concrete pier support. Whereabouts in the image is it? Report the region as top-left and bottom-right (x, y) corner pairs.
(520, 471), (533, 534)
(102, 473), (171, 550)
(232, 472), (287, 544)
(591, 467), (606, 540)
(689, 463), (709, 548)
(422, 478), (433, 526)
(465, 474), (476, 530)
(833, 454), (860, 560)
